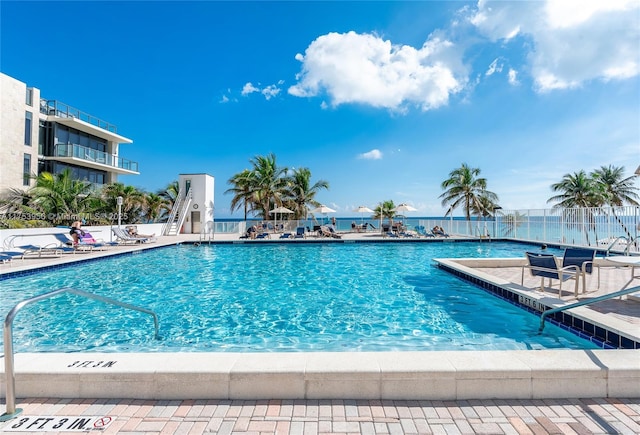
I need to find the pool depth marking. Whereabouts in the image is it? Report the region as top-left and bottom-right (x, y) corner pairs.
(67, 360), (117, 368)
(1, 415), (113, 432)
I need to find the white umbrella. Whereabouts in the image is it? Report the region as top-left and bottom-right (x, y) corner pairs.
(311, 204), (336, 214)
(353, 205), (374, 226)
(269, 206), (294, 232)
(394, 203), (417, 212)
(310, 204), (336, 225)
(393, 203), (417, 228)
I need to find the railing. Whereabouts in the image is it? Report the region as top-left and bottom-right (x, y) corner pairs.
(538, 285), (640, 332)
(495, 206), (639, 251)
(53, 143), (139, 172)
(40, 99), (118, 133)
(605, 237), (633, 256)
(162, 188), (191, 236)
(1, 287), (159, 421)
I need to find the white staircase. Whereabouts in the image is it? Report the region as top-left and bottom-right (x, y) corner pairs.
(162, 187), (192, 236)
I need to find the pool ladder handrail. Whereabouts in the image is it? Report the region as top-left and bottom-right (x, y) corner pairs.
(538, 284), (640, 333)
(1, 287), (160, 422)
(605, 236), (632, 256)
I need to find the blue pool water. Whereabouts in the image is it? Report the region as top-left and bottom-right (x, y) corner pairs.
(0, 242), (598, 352)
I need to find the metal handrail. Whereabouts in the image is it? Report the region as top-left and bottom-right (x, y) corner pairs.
(1, 287), (160, 421)
(538, 285), (640, 333)
(605, 236), (631, 256)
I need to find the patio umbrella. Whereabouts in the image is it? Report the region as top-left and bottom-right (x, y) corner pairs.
(353, 205), (374, 225)
(310, 204), (336, 225)
(394, 203), (417, 227)
(269, 206), (294, 232)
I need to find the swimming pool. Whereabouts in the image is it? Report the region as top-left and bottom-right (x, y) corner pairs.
(1, 241), (599, 352)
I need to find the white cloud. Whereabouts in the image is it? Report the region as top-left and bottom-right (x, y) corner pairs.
(358, 149), (383, 160)
(219, 95), (230, 103)
(261, 84), (281, 100)
(507, 68), (519, 85)
(469, 0), (640, 92)
(241, 82), (260, 96)
(242, 81), (283, 100)
(289, 31), (465, 112)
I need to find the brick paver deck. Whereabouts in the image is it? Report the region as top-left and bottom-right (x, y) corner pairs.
(2, 397), (639, 434)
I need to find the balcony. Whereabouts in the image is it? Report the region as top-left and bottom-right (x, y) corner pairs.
(40, 99), (133, 144)
(46, 143), (139, 175)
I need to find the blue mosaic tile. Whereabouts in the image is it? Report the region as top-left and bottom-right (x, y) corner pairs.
(437, 263), (639, 349)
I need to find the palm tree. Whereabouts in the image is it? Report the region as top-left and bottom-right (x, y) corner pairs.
(591, 165), (639, 245)
(225, 169), (257, 220)
(29, 169), (97, 225)
(440, 164), (498, 232)
(142, 192), (171, 223)
(248, 153), (288, 219)
(547, 171), (601, 245)
(547, 170), (600, 208)
(159, 180), (180, 204)
(373, 200), (397, 225)
(591, 165), (639, 207)
(101, 183), (146, 224)
(283, 167), (329, 220)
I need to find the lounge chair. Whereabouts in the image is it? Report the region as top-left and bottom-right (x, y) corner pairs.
(15, 244), (66, 257)
(415, 226), (430, 237)
(521, 251), (580, 298)
(319, 225), (341, 239)
(113, 228), (149, 244)
(0, 250), (27, 260)
(432, 227), (450, 237)
(279, 232), (292, 239)
(561, 247), (596, 293)
(294, 227), (306, 239)
(255, 232), (270, 239)
(0, 253), (17, 263)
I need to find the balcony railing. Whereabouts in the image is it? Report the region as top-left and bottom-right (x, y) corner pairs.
(53, 143), (139, 173)
(40, 99), (118, 133)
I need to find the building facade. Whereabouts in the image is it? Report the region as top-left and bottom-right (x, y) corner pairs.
(0, 72), (138, 195)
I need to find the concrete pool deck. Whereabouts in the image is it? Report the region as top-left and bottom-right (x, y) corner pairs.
(1, 232), (639, 433)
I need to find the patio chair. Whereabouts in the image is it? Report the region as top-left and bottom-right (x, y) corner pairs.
(0, 250), (28, 260)
(294, 227), (306, 239)
(521, 251), (580, 298)
(0, 251), (23, 263)
(15, 244), (66, 258)
(561, 247), (596, 293)
(113, 227), (149, 244)
(415, 226), (434, 238)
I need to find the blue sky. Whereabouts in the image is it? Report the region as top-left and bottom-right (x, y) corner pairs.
(2, 0), (638, 217)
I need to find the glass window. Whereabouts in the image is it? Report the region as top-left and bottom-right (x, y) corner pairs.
(69, 130), (79, 145)
(55, 126), (68, 144)
(26, 88), (33, 106)
(39, 122), (46, 155)
(79, 133), (89, 147)
(24, 112), (32, 146)
(23, 154), (31, 186)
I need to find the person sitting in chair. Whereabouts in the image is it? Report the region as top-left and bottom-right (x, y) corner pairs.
(126, 226), (155, 238)
(69, 219), (85, 246)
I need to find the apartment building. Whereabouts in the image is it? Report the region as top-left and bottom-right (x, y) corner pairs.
(0, 72), (138, 195)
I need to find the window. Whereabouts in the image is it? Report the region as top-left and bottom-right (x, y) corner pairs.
(24, 112), (32, 146)
(26, 88), (33, 106)
(23, 154), (31, 186)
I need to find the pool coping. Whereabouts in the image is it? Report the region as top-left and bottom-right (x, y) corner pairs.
(1, 239), (638, 401)
(1, 349), (639, 400)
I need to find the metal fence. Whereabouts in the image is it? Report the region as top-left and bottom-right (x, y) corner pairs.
(421, 206), (639, 253)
